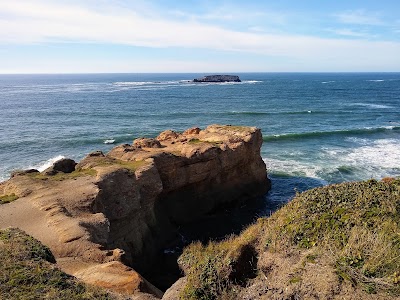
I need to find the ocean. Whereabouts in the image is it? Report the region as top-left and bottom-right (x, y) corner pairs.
(1, 73), (399, 215)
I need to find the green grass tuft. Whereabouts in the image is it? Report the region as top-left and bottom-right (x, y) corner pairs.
(0, 193), (19, 204)
(79, 157), (148, 173)
(28, 168), (97, 181)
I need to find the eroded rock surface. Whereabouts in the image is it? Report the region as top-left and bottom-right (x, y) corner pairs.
(193, 75), (241, 82)
(0, 124), (269, 298)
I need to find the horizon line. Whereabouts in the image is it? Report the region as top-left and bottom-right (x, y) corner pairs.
(1, 71), (400, 75)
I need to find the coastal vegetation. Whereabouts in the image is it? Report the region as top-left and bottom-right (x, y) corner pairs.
(178, 178), (400, 299)
(0, 193), (19, 204)
(0, 228), (115, 299)
(24, 159), (148, 182)
(27, 168), (97, 181)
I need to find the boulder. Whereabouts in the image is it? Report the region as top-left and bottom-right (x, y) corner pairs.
(43, 158), (76, 175)
(162, 277), (187, 300)
(133, 138), (162, 148)
(182, 127), (200, 135)
(74, 261), (162, 297)
(87, 150), (105, 157)
(156, 130), (180, 141)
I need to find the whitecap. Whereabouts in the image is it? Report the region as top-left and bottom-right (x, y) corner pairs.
(343, 139), (400, 170)
(0, 174), (7, 183)
(113, 81), (148, 86)
(31, 155), (66, 172)
(104, 139), (115, 144)
(263, 157), (326, 183)
(344, 137), (370, 145)
(264, 138), (400, 184)
(352, 102), (393, 109)
(244, 80), (263, 84)
(367, 79), (385, 82)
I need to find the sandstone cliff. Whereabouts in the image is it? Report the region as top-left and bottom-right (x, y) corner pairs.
(0, 124), (269, 298)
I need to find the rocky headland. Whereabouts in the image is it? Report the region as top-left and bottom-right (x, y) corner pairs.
(0, 124), (269, 299)
(1, 124), (398, 300)
(193, 75), (241, 83)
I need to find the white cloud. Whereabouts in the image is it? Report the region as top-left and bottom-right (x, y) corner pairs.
(393, 20), (400, 33)
(0, 0), (400, 72)
(327, 28), (372, 38)
(178, 9), (280, 24)
(335, 10), (384, 26)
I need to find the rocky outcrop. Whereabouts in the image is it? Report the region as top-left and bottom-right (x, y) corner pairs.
(193, 75), (241, 82)
(0, 124), (269, 298)
(74, 261), (163, 297)
(43, 158), (77, 175)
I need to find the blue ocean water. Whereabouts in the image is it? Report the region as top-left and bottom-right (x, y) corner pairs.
(1, 73), (399, 211)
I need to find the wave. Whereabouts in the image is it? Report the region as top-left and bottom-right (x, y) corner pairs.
(113, 81), (149, 86)
(264, 138), (400, 184)
(227, 110), (323, 116)
(343, 139), (400, 169)
(352, 102), (394, 109)
(228, 111), (270, 116)
(367, 79), (385, 82)
(103, 139), (115, 144)
(113, 79), (262, 87)
(264, 157), (328, 184)
(31, 155), (65, 172)
(2, 79), (263, 95)
(263, 126), (400, 142)
(321, 81), (335, 84)
(244, 80), (262, 84)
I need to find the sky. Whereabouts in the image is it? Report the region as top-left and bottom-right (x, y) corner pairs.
(1, 0), (400, 73)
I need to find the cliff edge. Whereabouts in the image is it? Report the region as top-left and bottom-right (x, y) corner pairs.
(0, 124), (269, 298)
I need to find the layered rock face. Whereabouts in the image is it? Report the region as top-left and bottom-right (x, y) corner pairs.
(0, 124), (269, 298)
(193, 75), (241, 82)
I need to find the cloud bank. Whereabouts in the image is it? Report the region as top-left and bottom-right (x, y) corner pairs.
(1, 0), (400, 72)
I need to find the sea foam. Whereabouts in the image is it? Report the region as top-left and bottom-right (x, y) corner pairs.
(33, 155), (66, 172)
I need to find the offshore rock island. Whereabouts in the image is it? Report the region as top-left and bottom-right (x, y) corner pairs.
(0, 124), (269, 299)
(193, 74), (241, 82)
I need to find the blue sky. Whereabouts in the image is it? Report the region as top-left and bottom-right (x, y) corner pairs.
(1, 0), (400, 73)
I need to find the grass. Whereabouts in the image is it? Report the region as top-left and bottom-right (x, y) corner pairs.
(179, 230), (259, 300)
(259, 178), (400, 295)
(28, 168), (97, 181)
(112, 159), (148, 172)
(79, 156), (148, 172)
(26, 158), (148, 181)
(0, 228), (115, 299)
(179, 178), (400, 299)
(0, 193), (19, 204)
